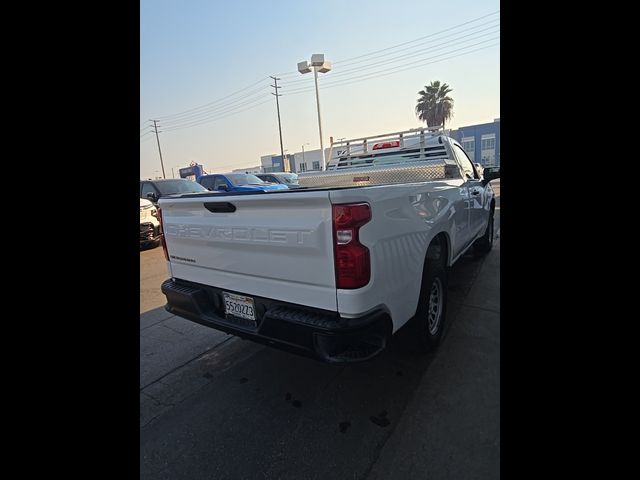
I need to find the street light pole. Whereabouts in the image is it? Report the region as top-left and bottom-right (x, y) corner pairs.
(298, 54), (332, 170)
(312, 67), (325, 170)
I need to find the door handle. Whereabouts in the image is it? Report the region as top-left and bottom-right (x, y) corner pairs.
(470, 190), (480, 196)
(204, 202), (236, 213)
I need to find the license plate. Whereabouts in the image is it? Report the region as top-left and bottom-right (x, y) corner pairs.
(223, 292), (256, 324)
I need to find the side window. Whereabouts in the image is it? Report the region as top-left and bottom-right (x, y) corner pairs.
(141, 182), (157, 198)
(200, 176), (215, 190)
(452, 144), (478, 180)
(214, 176), (229, 189)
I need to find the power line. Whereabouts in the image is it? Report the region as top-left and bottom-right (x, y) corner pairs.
(282, 36), (499, 95)
(334, 11), (499, 65)
(143, 10), (500, 135)
(318, 30), (500, 80)
(159, 88), (271, 128)
(281, 42), (499, 97)
(337, 27), (500, 80)
(156, 85), (270, 124)
(273, 10), (499, 76)
(158, 39), (498, 132)
(279, 23), (499, 87)
(155, 77), (269, 120)
(161, 93), (274, 130)
(162, 98), (273, 132)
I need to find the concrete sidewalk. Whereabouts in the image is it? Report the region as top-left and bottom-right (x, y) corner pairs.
(367, 237), (500, 480)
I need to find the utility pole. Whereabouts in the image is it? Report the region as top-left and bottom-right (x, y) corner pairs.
(269, 76), (286, 171)
(151, 119), (166, 179)
(171, 167), (175, 179)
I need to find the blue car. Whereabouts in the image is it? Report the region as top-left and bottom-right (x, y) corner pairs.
(198, 173), (289, 193)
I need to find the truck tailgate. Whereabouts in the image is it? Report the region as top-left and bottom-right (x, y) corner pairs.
(160, 191), (337, 311)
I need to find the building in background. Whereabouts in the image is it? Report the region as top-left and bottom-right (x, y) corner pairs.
(260, 147), (333, 173)
(260, 154), (292, 173)
(290, 148), (328, 173)
(450, 118), (500, 167)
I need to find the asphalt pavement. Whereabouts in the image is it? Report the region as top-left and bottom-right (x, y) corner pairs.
(140, 180), (500, 479)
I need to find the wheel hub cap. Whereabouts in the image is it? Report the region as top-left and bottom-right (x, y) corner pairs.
(428, 278), (443, 335)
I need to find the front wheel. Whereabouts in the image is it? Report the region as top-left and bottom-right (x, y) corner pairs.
(474, 210), (494, 255)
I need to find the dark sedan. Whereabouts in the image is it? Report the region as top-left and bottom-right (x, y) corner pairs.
(140, 178), (210, 205)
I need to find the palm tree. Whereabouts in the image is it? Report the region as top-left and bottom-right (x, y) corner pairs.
(415, 81), (454, 129)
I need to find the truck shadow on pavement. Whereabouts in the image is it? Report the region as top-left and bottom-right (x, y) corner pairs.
(140, 245), (494, 480)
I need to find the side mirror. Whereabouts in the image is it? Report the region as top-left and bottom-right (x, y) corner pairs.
(482, 167), (500, 185)
(146, 192), (157, 202)
(217, 184), (228, 191)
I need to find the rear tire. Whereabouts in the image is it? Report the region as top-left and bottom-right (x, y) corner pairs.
(412, 257), (448, 352)
(474, 210), (494, 255)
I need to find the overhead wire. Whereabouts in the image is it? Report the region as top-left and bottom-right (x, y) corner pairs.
(281, 36), (500, 95)
(279, 20), (499, 87)
(159, 88), (272, 128)
(272, 10), (499, 77)
(144, 10), (499, 134)
(156, 76), (270, 120)
(281, 42), (499, 97)
(162, 98), (274, 132)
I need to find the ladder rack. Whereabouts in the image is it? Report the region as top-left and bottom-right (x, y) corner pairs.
(327, 126), (451, 171)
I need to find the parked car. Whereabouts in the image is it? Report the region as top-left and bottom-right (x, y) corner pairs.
(198, 173), (289, 192)
(256, 172), (301, 188)
(140, 198), (160, 249)
(140, 178), (210, 205)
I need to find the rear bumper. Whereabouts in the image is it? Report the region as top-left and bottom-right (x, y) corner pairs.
(161, 278), (391, 364)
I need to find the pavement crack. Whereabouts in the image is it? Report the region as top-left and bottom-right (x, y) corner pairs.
(140, 336), (235, 392)
(141, 391), (175, 408)
(162, 323), (185, 335)
(460, 304), (500, 315)
(139, 313), (175, 332)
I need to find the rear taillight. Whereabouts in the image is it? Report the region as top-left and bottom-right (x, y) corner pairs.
(332, 203), (371, 289)
(156, 207), (169, 261)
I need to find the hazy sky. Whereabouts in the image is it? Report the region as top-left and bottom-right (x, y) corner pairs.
(140, 0), (500, 179)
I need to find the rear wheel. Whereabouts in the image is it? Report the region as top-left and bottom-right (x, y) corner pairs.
(412, 251), (448, 352)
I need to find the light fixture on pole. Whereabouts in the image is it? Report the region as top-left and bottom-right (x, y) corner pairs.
(297, 54), (331, 170)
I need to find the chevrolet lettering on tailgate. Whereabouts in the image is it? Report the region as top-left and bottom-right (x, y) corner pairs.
(164, 224), (314, 245)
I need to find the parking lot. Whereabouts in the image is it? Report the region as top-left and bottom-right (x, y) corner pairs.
(140, 180), (499, 479)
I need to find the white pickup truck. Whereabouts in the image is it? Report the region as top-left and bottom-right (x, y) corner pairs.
(159, 128), (499, 363)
